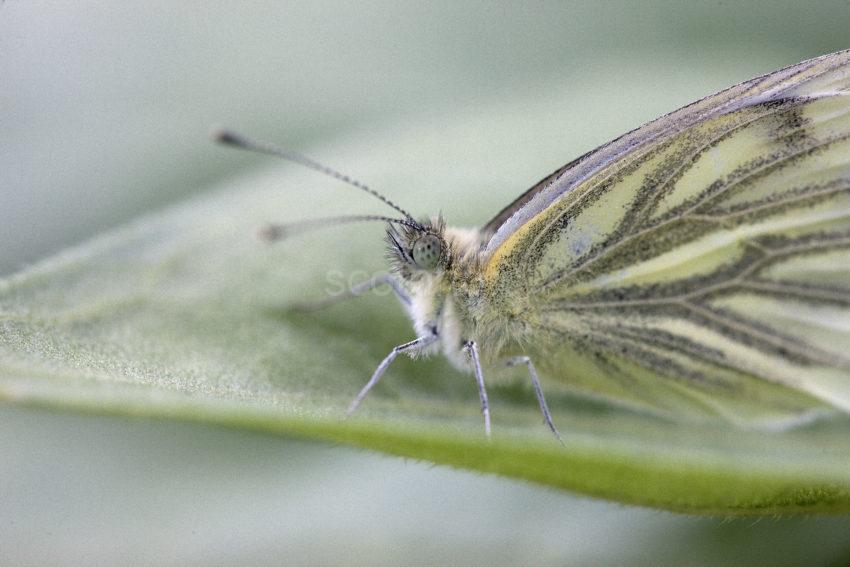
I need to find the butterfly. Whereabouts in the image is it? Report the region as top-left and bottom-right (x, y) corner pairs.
(216, 48), (850, 440)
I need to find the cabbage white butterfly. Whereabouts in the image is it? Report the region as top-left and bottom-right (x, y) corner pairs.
(217, 49), (850, 440)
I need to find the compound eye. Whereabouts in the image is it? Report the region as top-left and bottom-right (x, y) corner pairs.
(411, 234), (442, 269)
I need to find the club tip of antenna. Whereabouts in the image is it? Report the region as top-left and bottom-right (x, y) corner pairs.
(210, 125), (240, 146)
(257, 224), (285, 243)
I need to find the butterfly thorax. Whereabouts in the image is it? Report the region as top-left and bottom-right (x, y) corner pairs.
(385, 217), (490, 370)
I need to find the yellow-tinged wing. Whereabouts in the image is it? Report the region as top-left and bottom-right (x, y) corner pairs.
(482, 50), (850, 426)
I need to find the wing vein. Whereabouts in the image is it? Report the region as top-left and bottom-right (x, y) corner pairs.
(540, 120), (850, 290)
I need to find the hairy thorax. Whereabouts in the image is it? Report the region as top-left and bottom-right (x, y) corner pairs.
(404, 224), (531, 370)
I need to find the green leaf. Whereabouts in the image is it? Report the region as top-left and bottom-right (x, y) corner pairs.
(3, 108), (850, 517)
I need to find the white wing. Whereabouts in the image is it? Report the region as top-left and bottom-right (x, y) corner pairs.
(482, 50), (850, 426)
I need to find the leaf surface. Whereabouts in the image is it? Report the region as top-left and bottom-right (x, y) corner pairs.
(2, 110), (850, 516)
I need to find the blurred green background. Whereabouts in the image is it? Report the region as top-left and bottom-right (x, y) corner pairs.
(3, 1), (850, 565)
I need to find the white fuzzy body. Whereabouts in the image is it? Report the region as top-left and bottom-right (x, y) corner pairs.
(402, 226), (484, 371)
(407, 276), (467, 368)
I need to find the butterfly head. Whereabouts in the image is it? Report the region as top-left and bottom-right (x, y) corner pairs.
(386, 216), (450, 280)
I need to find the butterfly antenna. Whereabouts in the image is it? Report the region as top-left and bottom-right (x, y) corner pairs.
(212, 127), (422, 227)
(258, 214), (423, 242)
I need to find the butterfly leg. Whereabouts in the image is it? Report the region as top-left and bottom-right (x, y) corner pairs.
(293, 273), (411, 312)
(463, 340), (492, 438)
(347, 333), (438, 416)
(505, 356), (563, 444)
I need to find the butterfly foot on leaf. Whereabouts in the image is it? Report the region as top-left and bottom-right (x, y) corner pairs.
(504, 355), (564, 445)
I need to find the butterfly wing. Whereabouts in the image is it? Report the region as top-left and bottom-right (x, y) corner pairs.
(481, 50), (850, 426)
